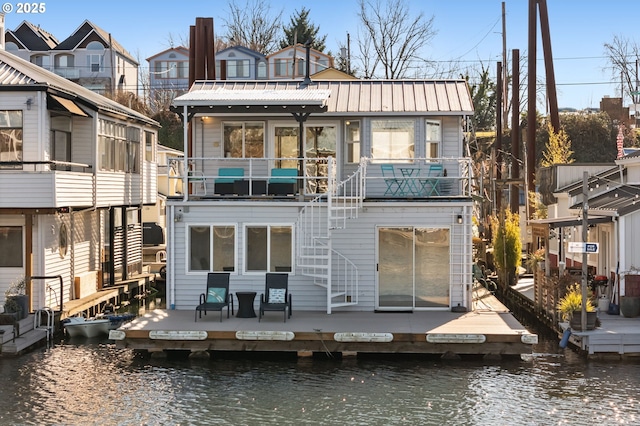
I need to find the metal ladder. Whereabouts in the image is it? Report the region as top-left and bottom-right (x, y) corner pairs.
(34, 308), (55, 343)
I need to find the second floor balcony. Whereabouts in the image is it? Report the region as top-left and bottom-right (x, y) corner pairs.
(167, 157), (473, 201)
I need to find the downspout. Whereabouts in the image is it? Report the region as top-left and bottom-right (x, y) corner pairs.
(169, 205), (176, 309)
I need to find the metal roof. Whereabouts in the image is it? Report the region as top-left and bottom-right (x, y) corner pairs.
(0, 50), (158, 126)
(172, 79), (474, 115)
(570, 184), (640, 216)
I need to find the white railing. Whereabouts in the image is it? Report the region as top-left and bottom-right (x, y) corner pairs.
(169, 156), (472, 200)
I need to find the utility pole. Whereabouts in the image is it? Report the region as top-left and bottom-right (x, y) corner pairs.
(502, 2), (508, 129)
(581, 171), (589, 332)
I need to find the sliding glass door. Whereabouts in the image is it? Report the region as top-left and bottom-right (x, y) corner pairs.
(377, 226), (450, 309)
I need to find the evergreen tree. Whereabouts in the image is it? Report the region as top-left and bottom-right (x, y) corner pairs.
(280, 7), (326, 51)
(541, 123), (574, 167)
(491, 209), (522, 286)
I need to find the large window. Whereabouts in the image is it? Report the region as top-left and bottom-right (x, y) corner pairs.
(274, 59), (290, 77)
(227, 59), (250, 78)
(371, 120), (415, 162)
(426, 120), (441, 160)
(98, 119), (127, 171)
(145, 131), (155, 162)
(0, 110), (22, 169)
(245, 225), (292, 273)
(189, 225), (236, 272)
(87, 41), (104, 72)
(0, 226), (23, 267)
(155, 60), (188, 79)
(223, 122), (264, 158)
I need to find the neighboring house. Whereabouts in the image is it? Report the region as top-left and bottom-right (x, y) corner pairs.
(311, 67), (357, 80)
(0, 49), (159, 314)
(215, 45), (267, 80)
(534, 155), (640, 298)
(4, 20), (138, 96)
(167, 78), (475, 314)
(146, 46), (190, 108)
(267, 44), (333, 79)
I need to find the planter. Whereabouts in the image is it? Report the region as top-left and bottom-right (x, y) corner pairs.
(4, 295), (29, 320)
(569, 310), (598, 331)
(598, 297), (610, 312)
(619, 296), (640, 318)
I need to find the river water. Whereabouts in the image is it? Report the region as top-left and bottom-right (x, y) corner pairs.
(0, 327), (639, 426)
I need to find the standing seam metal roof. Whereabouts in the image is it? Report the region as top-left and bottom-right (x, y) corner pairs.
(174, 79), (474, 114)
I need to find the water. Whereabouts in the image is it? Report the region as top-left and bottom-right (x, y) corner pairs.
(1, 330), (639, 426)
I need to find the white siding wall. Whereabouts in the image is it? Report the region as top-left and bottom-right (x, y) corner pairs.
(168, 202), (469, 311)
(71, 118), (94, 165)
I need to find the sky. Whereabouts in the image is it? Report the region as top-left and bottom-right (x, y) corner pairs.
(2, 0), (637, 109)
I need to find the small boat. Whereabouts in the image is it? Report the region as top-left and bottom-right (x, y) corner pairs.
(62, 316), (111, 338)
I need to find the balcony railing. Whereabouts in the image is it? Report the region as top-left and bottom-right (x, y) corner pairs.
(0, 160), (92, 172)
(169, 156), (473, 200)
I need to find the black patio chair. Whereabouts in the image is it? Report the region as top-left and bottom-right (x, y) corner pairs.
(195, 272), (234, 322)
(259, 273), (292, 322)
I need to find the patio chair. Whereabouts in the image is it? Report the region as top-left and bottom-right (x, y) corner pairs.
(420, 163), (443, 196)
(268, 168), (299, 195)
(195, 272), (234, 322)
(215, 168), (245, 195)
(259, 273), (292, 322)
(381, 164), (403, 196)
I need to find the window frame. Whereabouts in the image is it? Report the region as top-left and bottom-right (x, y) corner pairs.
(222, 121), (265, 158)
(186, 224), (237, 274)
(345, 120), (361, 164)
(0, 110), (23, 169)
(370, 119), (415, 163)
(425, 119), (442, 160)
(243, 224), (294, 274)
(0, 226), (24, 267)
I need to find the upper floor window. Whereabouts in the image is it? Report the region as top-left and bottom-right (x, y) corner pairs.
(127, 127), (140, 174)
(371, 120), (415, 162)
(145, 131), (155, 162)
(0, 110), (23, 169)
(223, 122), (264, 158)
(30, 54), (50, 68)
(425, 120), (441, 159)
(87, 54), (103, 72)
(55, 54), (74, 68)
(154, 61), (188, 79)
(86, 41), (104, 50)
(345, 120), (361, 164)
(274, 59), (290, 77)
(227, 59), (249, 78)
(317, 58), (329, 72)
(0, 226), (23, 267)
(257, 61), (267, 78)
(98, 119), (127, 171)
(5, 42), (19, 51)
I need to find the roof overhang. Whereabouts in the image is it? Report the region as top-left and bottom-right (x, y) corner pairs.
(171, 88), (331, 117)
(529, 215), (613, 228)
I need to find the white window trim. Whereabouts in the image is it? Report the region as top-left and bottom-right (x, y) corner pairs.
(242, 223), (295, 275)
(186, 223), (238, 275)
(221, 121), (266, 158)
(425, 119), (442, 160)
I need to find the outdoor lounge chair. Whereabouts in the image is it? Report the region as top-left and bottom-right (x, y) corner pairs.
(268, 168), (298, 195)
(214, 168), (244, 195)
(259, 273), (292, 322)
(195, 272), (234, 322)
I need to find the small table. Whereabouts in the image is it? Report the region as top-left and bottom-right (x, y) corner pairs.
(236, 292), (257, 318)
(398, 167), (420, 196)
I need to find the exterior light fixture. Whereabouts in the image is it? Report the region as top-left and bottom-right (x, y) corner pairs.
(457, 214), (463, 224)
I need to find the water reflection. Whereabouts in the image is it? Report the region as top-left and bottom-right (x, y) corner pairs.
(0, 334), (639, 425)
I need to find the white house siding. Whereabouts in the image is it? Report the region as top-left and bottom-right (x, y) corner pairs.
(54, 173), (94, 206)
(622, 211), (640, 280)
(95, 172), (143, 206)
(168, 201), (470, 311)
(142, 161), (158, 204)
(169, 203), (326, 310)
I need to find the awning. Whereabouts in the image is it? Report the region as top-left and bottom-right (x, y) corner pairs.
(48, 94), (89, 117)
(529, 215), (613, 228)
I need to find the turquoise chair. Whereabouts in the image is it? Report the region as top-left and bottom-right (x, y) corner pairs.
(420, 163), (443, 196)
(214, 168), (244, 194)
(268, 168), (298, 195)
(381, 164), (402, 196)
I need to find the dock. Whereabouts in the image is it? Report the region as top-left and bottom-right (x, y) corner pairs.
(110, 285), (538, 358)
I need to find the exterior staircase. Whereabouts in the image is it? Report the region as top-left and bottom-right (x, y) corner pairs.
(296, 158), (364, 313)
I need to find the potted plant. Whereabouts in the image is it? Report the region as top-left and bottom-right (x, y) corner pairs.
(3, 276), (28, 320)
(527, 248), (546, 272)
(557, 282), (597, 330)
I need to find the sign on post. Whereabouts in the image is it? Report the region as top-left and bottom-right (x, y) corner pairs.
(567, 242), (599, 254)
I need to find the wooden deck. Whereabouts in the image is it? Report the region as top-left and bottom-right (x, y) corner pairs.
(110, 286), (537, 357)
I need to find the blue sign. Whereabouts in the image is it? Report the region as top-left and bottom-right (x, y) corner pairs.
(585, 243), (599, 253)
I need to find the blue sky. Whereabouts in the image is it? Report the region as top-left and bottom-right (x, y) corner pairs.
(2, 0), (637, 109)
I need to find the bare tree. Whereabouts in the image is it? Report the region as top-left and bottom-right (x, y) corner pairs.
(222, 0), (284, 55)
(604, 35), (640, 104)
(356, 0), (437, 79)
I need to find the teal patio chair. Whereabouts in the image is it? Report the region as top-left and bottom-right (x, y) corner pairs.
(420, 163), (443, 196)
(381, 164), (403, 196)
